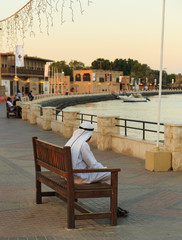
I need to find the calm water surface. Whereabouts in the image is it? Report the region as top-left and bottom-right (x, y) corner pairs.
(64, 94), (182, 141)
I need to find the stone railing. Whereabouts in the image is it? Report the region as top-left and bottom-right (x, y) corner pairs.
(21, 99), (182, 171)
(22, 92), (103, 103)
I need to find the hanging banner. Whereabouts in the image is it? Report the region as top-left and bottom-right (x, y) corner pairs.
(43, 81), (49, 94)
(92, 73), (96, 81)
(44, 63), (49, 77)
(15, 45), (24, 67)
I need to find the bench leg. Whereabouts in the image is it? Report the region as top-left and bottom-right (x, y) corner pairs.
(67, 198), (75, 228)
(110, 173), (118, 226)
(36, 180), (42, 204)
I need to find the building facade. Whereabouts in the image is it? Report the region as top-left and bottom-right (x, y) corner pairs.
(49, 74), (71, 94)
(0, 53), (52, 96)
(72, 69), (127, 93)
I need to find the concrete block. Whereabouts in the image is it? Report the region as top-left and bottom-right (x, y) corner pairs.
(172, 152), (182, 171)
(145, 150), (171, 172)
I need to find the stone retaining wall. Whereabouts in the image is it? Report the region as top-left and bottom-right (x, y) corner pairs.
(21, 93), (182, 171)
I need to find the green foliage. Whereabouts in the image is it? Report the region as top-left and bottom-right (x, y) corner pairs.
(69, 60), (85, 70)
(166, 73), (176, 84)
(91, 58), (175, 85)
(50, 61), (71, 75)
(51, 58), (176, 86)
(91, 58), (112, 70)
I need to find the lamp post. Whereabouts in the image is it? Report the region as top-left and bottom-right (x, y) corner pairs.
(156, 0), (166, 148)
(61, 71), (64, 94)
(14, 76), (19, 92)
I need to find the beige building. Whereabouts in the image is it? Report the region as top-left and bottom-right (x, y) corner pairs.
(0, 52), (52, 95)
(49, 74), (71, 94)
(72, 69), (127, 93)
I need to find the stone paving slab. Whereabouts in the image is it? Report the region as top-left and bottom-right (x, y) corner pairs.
(1, 102), (182, 239)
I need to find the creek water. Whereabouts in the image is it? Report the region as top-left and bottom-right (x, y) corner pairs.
(63, 94), (182, 142)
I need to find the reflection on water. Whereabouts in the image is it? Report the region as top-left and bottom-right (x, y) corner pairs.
(62, 94), (182, 141)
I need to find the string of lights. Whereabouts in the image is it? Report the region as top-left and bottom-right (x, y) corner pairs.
(0, 0), (92, 51)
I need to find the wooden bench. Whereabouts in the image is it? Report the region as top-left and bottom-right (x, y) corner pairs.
(6, 102), (18, 118)
(32, 136), (121, 229)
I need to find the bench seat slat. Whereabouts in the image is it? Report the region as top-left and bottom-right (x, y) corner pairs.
(73, 168), (120, 173)
(38, 171), (112, 191)
(37, 172), (67, 198)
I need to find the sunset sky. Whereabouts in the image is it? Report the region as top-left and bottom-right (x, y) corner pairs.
(0, 0), (182, 74)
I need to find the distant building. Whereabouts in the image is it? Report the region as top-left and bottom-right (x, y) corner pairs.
(176, 74), (182, 82)
(0, 52), (53, 95)
(49, 74), (71, 94)
(72, 69), (128, 93)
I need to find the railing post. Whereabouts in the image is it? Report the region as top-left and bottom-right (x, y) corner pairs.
(164, 123), (182, 171)
(21, 102), (30, 121)
(97, 116), (120, 151)
(63, 111), (80, 138)
(41, 107), (56, 130)
(29, 104), (41, 124)
(125, 120), (127, 136)
(143, 122), (145, 140)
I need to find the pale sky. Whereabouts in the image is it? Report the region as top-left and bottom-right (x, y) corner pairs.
(0, 0), (182, 74)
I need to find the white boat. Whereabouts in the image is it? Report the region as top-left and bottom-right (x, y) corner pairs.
(118, 93), (149, 102)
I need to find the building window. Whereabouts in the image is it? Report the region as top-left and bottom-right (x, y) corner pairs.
(99, 77), (104, 82)
(110, 74), (112, 81)
(75, 74), (81, 81)
(105, 74), (112, 81)
(116, 78), (119, 83)
(83, 73), (90, 81)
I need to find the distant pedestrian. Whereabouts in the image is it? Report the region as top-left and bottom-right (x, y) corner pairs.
(13, 94), (20, 106)
(17, 89), (23, 101)
(65, 89), (69, 95)
(28, 91), (34, 101)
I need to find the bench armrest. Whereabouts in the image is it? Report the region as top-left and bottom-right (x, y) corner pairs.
(73, 168), (120, 174)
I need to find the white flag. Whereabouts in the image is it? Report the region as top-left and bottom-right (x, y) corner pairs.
(44, 63), (49, 77)
(15, 45), (24, 67)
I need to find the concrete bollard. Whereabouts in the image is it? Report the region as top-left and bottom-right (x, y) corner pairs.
(63, 111), (80, 138)
(29, 104), (41, 124)
(97, 116), (120, 151)
(42, 107), (56, 130)
(21, 102), (30, 121)
(164, 123), (182, 171)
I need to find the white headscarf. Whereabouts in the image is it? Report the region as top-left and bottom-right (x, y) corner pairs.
(65, 122), (94, 169)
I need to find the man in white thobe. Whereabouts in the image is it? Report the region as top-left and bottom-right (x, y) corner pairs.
(65, 121), (110, 184)
(65, 121), (129, 217)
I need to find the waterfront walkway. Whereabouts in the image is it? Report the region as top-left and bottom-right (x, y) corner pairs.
(1, 102), (182, 240)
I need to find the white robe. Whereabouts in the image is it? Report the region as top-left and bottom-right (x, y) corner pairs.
(7, 100), (15, 111)
(65, 122), (110, 184)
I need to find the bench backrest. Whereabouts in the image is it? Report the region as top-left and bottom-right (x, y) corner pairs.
(32, 137), (73, 182)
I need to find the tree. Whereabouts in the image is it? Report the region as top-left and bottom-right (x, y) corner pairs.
(112, 59), (128, 74)
(91, 58), (112, 70)
(50, 61), (72, 76)
(166, 73), (176, 85)
(69, 60), (85, 70)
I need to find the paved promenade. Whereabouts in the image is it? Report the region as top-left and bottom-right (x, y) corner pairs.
(0, 102), (182, 240)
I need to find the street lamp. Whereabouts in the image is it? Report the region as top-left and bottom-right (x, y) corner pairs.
(156, 0), (166, 148)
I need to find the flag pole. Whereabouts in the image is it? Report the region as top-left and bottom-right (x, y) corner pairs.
(156, 0), (166, 149)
